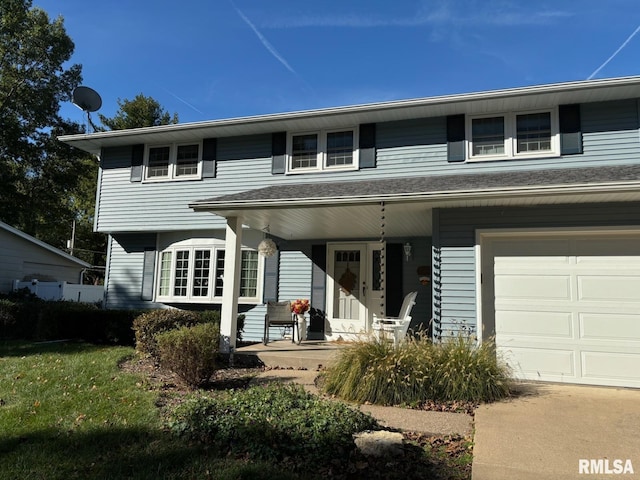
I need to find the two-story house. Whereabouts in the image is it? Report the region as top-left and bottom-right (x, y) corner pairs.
(60, 76), (640, 388)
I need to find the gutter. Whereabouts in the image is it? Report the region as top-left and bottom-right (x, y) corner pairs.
(189, 181), (640, 211)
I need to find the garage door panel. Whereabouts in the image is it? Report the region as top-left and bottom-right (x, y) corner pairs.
(499, 346), (576, 379)
(491, 239), (571, 257)
(580, 313), (640, 342)
(496, 311), (573, 338)
(494, 275), (571, 300)
(574, 237), (640, 256)
(578, 275), (640, 302)
(582, 351), (640, 385)
(489, 230), (640, 388)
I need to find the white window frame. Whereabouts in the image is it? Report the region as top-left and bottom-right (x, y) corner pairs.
(143, 141), (203, 182)
(154, 242), (264, 304)
(287, 127), (359, 174)
(466, 108), (559, 162)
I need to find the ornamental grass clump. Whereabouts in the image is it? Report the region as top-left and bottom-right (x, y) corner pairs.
(322, 334), (511, 405)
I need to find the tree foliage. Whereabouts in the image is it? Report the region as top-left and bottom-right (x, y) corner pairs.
(0, 0), (103, 266)
(98, 94), (178, 130)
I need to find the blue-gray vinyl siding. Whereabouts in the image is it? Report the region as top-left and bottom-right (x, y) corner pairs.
(432, 202), (640, 339)
(105, 233), (162, 310)
(96, 99), (640, 234)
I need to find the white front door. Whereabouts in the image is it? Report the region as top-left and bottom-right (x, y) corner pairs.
(326, 242), (384, 339)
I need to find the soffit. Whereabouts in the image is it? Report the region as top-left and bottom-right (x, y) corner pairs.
(59, 76), (640, 156)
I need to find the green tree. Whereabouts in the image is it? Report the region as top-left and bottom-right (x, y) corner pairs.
(98, 94), (178, 130)
(0, 0), (82, 230)
(0, 1), (104, 270)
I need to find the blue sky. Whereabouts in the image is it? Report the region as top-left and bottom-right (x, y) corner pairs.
(35, 0), (640, 126)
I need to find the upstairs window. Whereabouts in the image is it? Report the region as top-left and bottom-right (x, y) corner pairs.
(288, 128), (358, 173)
(467, 109), (558, 161)
(144, 142), (202, 181)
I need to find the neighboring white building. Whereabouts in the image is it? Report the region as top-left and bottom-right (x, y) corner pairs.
(0, 220), (91, 293)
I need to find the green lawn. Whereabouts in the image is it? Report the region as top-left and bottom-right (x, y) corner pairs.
(0, 341), (471, 479)
(0, 341), (298, 479)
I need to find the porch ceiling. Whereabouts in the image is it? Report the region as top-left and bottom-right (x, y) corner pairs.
(213, 201), (432, 240)
(191, 163), (640, 241)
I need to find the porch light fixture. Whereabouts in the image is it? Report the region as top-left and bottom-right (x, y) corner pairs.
(258, 238), (277, 257)
(403, 242), (412, 262)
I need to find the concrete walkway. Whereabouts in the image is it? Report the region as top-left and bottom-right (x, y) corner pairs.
(472, 383), (640, 479)
(253, 369), (473, 436)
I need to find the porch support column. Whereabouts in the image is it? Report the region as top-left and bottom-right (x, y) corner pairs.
(220, 215), (243, 353)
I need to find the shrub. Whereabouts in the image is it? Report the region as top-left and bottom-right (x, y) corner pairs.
(167, 383), (379, 462)
(35, 301), (100, 340)
(322, 334), (511, 404)
(157, 322), (220, 388)
(199, 310), (244, 342)
(132, 309), (205, 358)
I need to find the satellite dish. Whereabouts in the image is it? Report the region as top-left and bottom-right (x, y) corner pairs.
(72, 86), (102, 132)
(72, 86), (102, 112)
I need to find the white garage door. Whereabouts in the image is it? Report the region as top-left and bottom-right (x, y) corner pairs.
(489, 231), (640, 388)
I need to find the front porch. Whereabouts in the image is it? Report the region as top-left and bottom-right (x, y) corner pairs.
(234, 340), (346, 370)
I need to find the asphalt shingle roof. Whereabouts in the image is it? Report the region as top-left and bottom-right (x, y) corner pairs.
(192, 163), (640, 206)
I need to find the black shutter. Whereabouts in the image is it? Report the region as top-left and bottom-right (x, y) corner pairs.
(559, 104), (582, 155)
(262, 249), (279, 303)
(130, 144), (144, 182)
(447, 115), (466, 162)
(202, 138), (217, 178)
(141, 248), (156, 301)
(359, 123), (376, 168)
(271, 132), (287, 174)
(309, 245), (327, 337)
(385, 243), (404, 317)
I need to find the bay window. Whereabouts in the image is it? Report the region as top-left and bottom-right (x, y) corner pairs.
(156, 244), (262, 303)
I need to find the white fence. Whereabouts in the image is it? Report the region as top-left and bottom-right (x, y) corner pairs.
(13, 280), (104, 304)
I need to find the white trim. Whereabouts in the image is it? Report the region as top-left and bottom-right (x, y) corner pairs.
(475, 226), (640, 343)
(142, 141), (203, 182)
(154, 238), (264, 304)
(191, 179), (640, 210)
(466, 107), (559, 162)
(287, 127), (359, 174)
(60, 76), (640, 157)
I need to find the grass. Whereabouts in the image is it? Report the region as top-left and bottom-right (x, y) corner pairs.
(0, 340), (473, 479)
(0, 341), (299, 479)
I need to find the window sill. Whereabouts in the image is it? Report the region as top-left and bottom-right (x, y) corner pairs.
(466, 151), (561, 163)
(156, 297), (261, 305)
(141, 175), (203, 184)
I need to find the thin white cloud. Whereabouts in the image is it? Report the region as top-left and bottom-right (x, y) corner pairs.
(587, 24), (640, 79)
(258, 2), (570, 29)
(230, 1), (297, 75)
(162, 88), (204, 115)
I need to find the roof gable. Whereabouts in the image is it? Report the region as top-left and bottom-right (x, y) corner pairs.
(0, 221), (91, 268)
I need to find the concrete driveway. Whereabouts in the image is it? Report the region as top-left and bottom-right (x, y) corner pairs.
(472, 383), (640, 479)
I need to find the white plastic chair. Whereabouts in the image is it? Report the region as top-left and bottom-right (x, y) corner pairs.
(372, 291), (417, 347)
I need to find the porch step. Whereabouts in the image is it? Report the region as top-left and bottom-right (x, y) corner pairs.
(234, 340), (344, 370)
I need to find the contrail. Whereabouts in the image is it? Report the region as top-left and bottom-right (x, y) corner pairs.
(162, 88), (204, 115)
(588, 24), (640, 80)
(231, 1), (297, 75)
